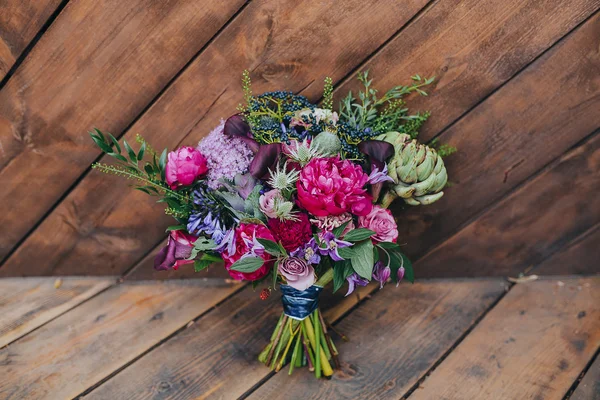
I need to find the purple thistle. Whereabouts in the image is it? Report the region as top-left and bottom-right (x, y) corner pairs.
(345, 273), (369, 297)
(372, 261), (391, 289)
(316, 232), (352, 261)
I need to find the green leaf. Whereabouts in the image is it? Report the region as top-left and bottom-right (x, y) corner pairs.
(165, 225), (186, 232)
(123, 140), (137, 165)
(108, 132), (121, 154)
(272, 260), (279, 289)
(90, 134), (113, 154)
(194, 259), (212, 272)
(114, 154), (128, 163)
(135, 187), (150, 195)
(350, 239), (374, 279)
(401, 253), (414, 283)
(144, 164), (155, 176)
(187, 237), (216, 260)
(230, 256), (264, 273)
(377, 242), (401, 250)
(138, 142), (146, 161)
(333, 259), (353, 293)
(332, 221), (350, 238)
(343, 228), (375, 242)
(159, 149), (168, 181)
(337, 246), (355, 260)
(257, 238), (284, 256)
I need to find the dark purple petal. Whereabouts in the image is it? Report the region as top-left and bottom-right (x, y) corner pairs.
(154, 239), (177, 271)
(224, 114), (259, 152)
(358, 140), (394, 169)
(249, 143), (282, 179)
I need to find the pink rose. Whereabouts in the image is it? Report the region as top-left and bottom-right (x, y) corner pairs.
(296, 157), (373, 217)
(165, 146), (208, 189)
(154, 230), (197, 271)
(259, 189), (283, 219)
(358, 205), (398, 243)
(279, 257), (315, 291)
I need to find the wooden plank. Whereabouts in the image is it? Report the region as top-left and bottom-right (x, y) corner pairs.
(0, 0), (248, 262)
(394, 11), (599, 270)
(570, 355), (600, 400)
(418, 132), (600, 277)
(0, 280), (242, 399)
(408, 277), (600, 400)
(534, 224), (600, 276)
(0, 277), (114, 347)
(0, 0), (63, 81)
(83, 279), (506, 399)
(0, 0), (433, 276)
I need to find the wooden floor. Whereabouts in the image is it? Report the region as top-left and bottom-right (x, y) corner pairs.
(0, 276), (598, 399)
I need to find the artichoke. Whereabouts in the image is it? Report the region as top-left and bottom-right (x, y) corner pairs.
(376, 132), (447, 207)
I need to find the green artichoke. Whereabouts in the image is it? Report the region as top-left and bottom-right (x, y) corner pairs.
(376, 132), (447, 207)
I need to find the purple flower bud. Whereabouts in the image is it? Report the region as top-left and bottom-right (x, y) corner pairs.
(396, 266), (405, 287)
(372, 261), (391, 289)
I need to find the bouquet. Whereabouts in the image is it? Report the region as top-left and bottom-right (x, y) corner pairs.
(90, 70), (453, 379)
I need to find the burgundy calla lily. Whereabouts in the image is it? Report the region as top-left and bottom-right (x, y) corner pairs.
(224, 114), (259, 152)
(358, 140), (395, 202)
(249, 143), (282, 179)
(154, 230), (196, 271)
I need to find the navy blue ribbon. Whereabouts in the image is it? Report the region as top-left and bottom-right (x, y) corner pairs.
(280, 284), (323, 320)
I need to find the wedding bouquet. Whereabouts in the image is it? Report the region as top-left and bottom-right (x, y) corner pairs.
(90, 71), (453, 378)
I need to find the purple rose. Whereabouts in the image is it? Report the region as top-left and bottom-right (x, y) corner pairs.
(165, 146), (208, 189)
(279, 257), (315, 291)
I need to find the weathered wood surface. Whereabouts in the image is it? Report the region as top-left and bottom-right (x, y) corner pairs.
(1, 0), (433, 277)
(419, 132), (600, 277)
(401, 11), (599, 273)
(0, 0), (63, 81)
(570, 355), (600, 400)
(0, 277), (113, 347)
(82, 282), (379, 399)
(0, 0), (248, 262)
(0, 280), (242, 399)
(409, 277), (600, 400)
(534, 224), (600, 276)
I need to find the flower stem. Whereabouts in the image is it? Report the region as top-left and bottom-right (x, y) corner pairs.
(316, 268), (334, 287)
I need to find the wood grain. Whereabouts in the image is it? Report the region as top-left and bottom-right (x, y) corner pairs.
(0, 0), (63, 80)
(0, 0), (247, 262)
(393, 12), (600, 271)
(0, 277), (113, 347)
(570, 355), (600, 400)
(247, 279), (506, 400)
(534, 224), (600, 276)
(409, 277), (600, 400)
(84, 281), (503, 399)
(0, 280), (242, 399)
(82, 281), (385, 399)
(418, 132), (600, 277)
(1, 0), (432, 276)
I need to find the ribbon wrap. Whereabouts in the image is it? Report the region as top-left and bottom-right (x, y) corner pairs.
(280, 284), (323, 320)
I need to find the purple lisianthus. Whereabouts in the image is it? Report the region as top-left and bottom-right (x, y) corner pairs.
(279, 257), (316, 291)
(345, 273), (369, 297)
(291, 240), (321, 264)
(316, 232), (352, 261)
(372, 261), (391, 289)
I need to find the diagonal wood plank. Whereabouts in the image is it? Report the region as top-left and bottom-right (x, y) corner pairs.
(0, 280), (243, 399)
(0, 277), (114, 348)
(1, 0), (433, 276)
(390, 10), (599, 271)
(408, 277), (600, 400)
(534, 223), (600, 276)
(570, 355), (600, 400)
(418, 131), (600, 277)
(83, 279), (506, 399)
(0, 0), (63, 81)
(0, 0), (248, 262)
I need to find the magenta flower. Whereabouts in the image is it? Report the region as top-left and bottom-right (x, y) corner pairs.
(154, 230), (197, 271)
(279, 257), (316, 291)
(296, 157), (373, 217)
(165, 146), (208, 189)
(316, 232), (352, 262)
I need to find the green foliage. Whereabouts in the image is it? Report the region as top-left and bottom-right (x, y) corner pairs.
(350, 239), (374, 279)
(194, 253), (222, 272)
(377, 242), (415, 284)
(332, 259), (353, 293)
(237, 69), (253, 112)
(230, 256), (265, 273)
(429, 137), (457, 158)
(332, 221), (350, 238)
(339, 71), (434, 131)
(187, 237), (217, 260)
(322, 76), (334, 110)
(343, 228), (375, 242)
(257, 238), (286, 257)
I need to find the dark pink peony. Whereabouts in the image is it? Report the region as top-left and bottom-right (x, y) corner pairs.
(165, 146), (208, 189)
(268, 213), (313, 252)
(221, 223), (276, 281)
(358, 205), (398, 243)
(296, 157), (373, 217)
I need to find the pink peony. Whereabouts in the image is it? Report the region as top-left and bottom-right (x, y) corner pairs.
(296, 157), (373, 217)
(165, 146), (208, 189)
(279, 257), (315, 291)
(221, 223), (276, 281)
(358, 205), (398, 243)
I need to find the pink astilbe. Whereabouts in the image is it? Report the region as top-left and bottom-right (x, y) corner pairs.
(197, 121), (254, 189)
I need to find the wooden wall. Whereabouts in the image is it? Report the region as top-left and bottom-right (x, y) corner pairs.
(0, 0), (598, 279)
